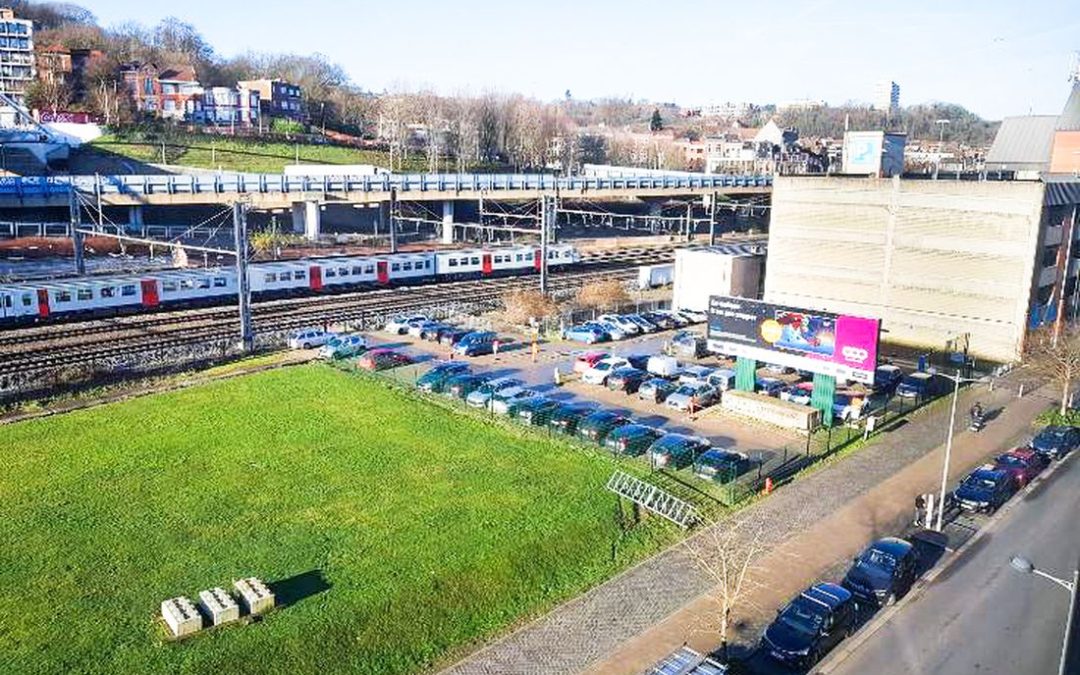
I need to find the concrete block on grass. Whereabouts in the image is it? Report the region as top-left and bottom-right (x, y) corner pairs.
(161, 596), (202, 637)
(234, 577), (275, 616)
(198, 587), (240, 626)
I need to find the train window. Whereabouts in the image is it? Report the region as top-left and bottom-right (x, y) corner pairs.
(403, 262), (412, 271)
(391, 263), (400, 272)
(213, 277), (227, 287)
(264, 273), (277, 283)
(338, 267), (348, 276)
(352, 266), (363, 275)
(2, 295), (9, 307)
(77, 289), (93, 301)
(279, 271), (291, 281)
(426, 260), (431, 268)
(121, 285), (136, 296)
(471, 257), (480, 265)
(162, 281), (178, 293)
(101, 287), (115, 298)
(181, 279), (195, 290)
(365, 265), (374, 274)
(197, 279), (210, 289)
(449, 258), (458, 267)
(325, 268), (336, 278)
(21, 293), (31, 306)
(56, 291), (71, 302)
(295, 270), (306, 280)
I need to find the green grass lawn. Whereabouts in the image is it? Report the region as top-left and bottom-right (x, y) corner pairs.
(0, 365), (678, 675)
(81, 134), (429, 174)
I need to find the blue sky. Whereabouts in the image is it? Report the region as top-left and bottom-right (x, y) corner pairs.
(84, 0), (1080, 119)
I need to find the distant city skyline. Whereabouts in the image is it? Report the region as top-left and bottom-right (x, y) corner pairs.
(83, 0), (1080, 120)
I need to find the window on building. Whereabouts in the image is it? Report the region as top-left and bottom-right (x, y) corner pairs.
(143, 78), (153, 95)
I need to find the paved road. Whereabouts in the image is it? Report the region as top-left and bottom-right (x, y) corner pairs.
(830, 453), (1080, 675)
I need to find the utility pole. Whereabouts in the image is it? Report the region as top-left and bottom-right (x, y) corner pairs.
(685, 202), (693, 242)
(389, 187), (399, 253)
(233, 202), (254, 353)
(708, 191), (718, 245)
(540, 194), (554, 294)
(70, 188), (85, 275)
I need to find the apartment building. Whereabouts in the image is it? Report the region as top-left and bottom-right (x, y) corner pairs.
(195, 86), (260, 126)
(238, 78), (303, 121)
(0, 8), (34, 104)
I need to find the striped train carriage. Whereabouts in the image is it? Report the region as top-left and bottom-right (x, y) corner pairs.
(0, 243), (580, 325)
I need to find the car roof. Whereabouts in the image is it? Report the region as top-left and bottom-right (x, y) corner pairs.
(802, 583), (852, 609)
(868, 537), (913, 556)
(970, 467), (1008, 480)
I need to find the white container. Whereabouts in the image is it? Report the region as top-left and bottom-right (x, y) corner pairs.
(234, 577), (275, 616)
(647, 355), (681, 378)
(161, 596), (202, 637)
(198, 587), (240, 626)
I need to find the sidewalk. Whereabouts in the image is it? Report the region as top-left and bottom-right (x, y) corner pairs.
(441, 374), (1049, 675)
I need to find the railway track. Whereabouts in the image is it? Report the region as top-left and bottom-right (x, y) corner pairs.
(0, 241), (704, 378)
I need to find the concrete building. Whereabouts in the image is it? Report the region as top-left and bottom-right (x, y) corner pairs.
(195, 86), (260, 127)
(673, 245), (765, 312)
(873, 80), (900, 113)
(0, 8), (34, 104)
(238, 78), (303, 121)
(705, 120), (798, 174)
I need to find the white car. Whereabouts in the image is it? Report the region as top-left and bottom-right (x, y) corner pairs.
(488, 387), (536, 414)
(288, 328), (336, 350)
(598, 314), (642, 336)
(385, 315), (428, 334)
(317, 334), (368, 360)
(582, 357), (631, 385)
(675, 308), (708, 323)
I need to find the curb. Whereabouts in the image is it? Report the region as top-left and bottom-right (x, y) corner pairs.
(813, 448), (1076, 674)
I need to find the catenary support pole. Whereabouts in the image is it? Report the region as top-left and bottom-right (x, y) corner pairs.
(70, 189), (85, 275)
(540, 194), (553, 294)
(709, 192), (718, 245)
(233, 202), (254, 353)
(389, 187), (398, 253)
(935, 370), (961, 532)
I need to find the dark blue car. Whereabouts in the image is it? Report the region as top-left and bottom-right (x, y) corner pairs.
(952, 467), (1016, 513)
(762, 583), (857, 668)
(842, 537), (919, 607)
(1030, 425), (1079, 460)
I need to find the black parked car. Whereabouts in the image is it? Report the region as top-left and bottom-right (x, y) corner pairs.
(547, 402), (599, 435)
(1030, 425), (1080, 460)
(512, 397), (562, 425)
(642, 311), (677, 330)
(693, 448), (751, 483)
(444, 373), (490, 399)
(638, 377), (678, 403)
(576, 410), (632, 444)
(438, 328), (472, 347)
(842, 537), (919, 607)
(761, 582), (857, 668)
(603, 424), (665, 456)
(952, 467), (1017, 513)
(416, 361), (471, 393)
(607, 367), (650, 394)
(647, 433), (710, 470)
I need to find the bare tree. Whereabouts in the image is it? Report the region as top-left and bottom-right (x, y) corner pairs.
(501, 289), (558, 327)
(682, 516), (792, 662)
(1027, 328), (1080, 415)
(575, 279), (629, 311)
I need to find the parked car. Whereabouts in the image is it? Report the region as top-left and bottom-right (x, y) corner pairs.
(993, 448), (1047, 487)
(564, 325), (609, 344)
(761, 583), (857, 668)
(444, 373), (491, 399)
(489, 387), (537, 414)
(582, 357), (631, 385)
(666, 382), (720, 412)
(288, 328), (336, 350)
(756, 377), (785, 397)
(356, 348), (413, 371)
(1030, 425), (1080, 460)
(317, 334), (368, 360)
(832, 393), (866, 422)
(706, 369), (737, 392)
(408, 320), (443, 338)
(952, 467), (1017, 513)
(897, 372), (936, 400)
(547, 401), (599, 435)
(438, 328), (472, 347)
(604, 424), (665, 456)
(842, 537), (920, 607)
(780, 382), (814, 406)
(652, 309), (689, 327)
(512, 397), (562, 425)
(465, 377), (524, 408)
(642, 311), (677, 330)
(763, 363), (793, 375)
(625, 314), (660, 333)
(454, 331), (500, 357)
(622, 353), (652, 370)
(573, 351), (609, 375)
(675, 308), (708, 323)
(588, 320), (629, 341)
(669, 330), (706, 358)
(646, 355), (682, 378)
(416, 361), (471, 393)
(638, 377), (679, 403)
(679, 365), (715, 385)
(421, 322), (455, 340)
(873, 364), (904, 395)
(384, 314), (428, 334)
(607, 366), (650, 393)
(693, 448), (751, 483)
(647, 433), (710, 470)
(598, 314), (642, 336)
(576, 410), (632, 444)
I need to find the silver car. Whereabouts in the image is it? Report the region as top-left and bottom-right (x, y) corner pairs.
(465, 378), (524, 408)
(665, 382), (720, 412)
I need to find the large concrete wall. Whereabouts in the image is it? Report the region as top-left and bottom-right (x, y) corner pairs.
(764, 176), (1047, 363)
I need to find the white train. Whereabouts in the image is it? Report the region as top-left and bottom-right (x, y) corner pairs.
(0, 243), (578, 325)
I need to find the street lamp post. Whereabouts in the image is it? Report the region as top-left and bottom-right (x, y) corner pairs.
(934, 368), (991, 531)
(1009, 555), (1079, 675)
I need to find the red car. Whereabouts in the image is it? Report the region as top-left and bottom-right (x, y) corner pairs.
(357, 348), (413, 371)
(573, 351), (609, 375)
(992, 448), (1047, 487)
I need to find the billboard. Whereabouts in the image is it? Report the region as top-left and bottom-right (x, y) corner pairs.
(706, 296), (881, 384)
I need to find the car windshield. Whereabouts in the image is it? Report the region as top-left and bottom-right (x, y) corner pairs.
(860, 548), (898, 571)
(996, 455), (1024, 467)
(964, 473), (998, 489)
(674, 385), (698, 396)
(779, 598), (826, 634)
